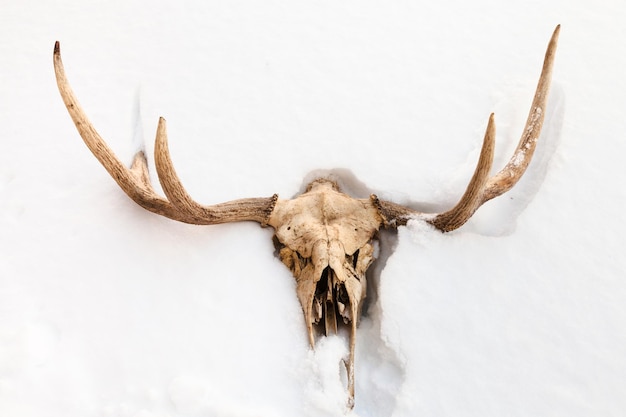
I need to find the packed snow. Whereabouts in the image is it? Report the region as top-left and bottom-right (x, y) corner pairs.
(2, 1), (626, 416)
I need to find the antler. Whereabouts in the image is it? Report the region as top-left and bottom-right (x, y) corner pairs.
(378, 25), (560, 232)
(53, 42), (277, 225)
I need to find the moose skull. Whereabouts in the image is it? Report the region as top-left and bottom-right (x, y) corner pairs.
(53, 25), (560, 408)
(270, 178), (381, 403)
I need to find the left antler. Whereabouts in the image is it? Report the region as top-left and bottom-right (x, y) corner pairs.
(54, 42), (277, 225)
(378, 25), (560, 232)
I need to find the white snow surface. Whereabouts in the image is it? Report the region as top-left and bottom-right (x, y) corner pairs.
(2, 1), (626, 416)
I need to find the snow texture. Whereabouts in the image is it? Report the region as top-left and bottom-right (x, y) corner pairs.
(2, 1), (626, 416)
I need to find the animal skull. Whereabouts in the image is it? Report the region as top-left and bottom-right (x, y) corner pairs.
(53, 26), (560, 408)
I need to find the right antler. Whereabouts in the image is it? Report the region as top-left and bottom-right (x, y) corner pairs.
(378, 25), (560, 232)
(53, 42), (277, 226)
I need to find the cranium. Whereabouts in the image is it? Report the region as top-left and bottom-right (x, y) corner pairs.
(53, 25), (559, 408)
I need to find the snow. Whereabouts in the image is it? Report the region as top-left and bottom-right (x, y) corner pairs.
(2, 1), (626, 416)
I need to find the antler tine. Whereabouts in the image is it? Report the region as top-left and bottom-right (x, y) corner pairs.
(154, 117), (278, 224)
(376, 25), (560, 232)
(429, 113), (496, 231)
(54, 42), (277, 225)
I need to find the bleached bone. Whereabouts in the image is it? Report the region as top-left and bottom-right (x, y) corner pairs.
(53, 25), (559, 409)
